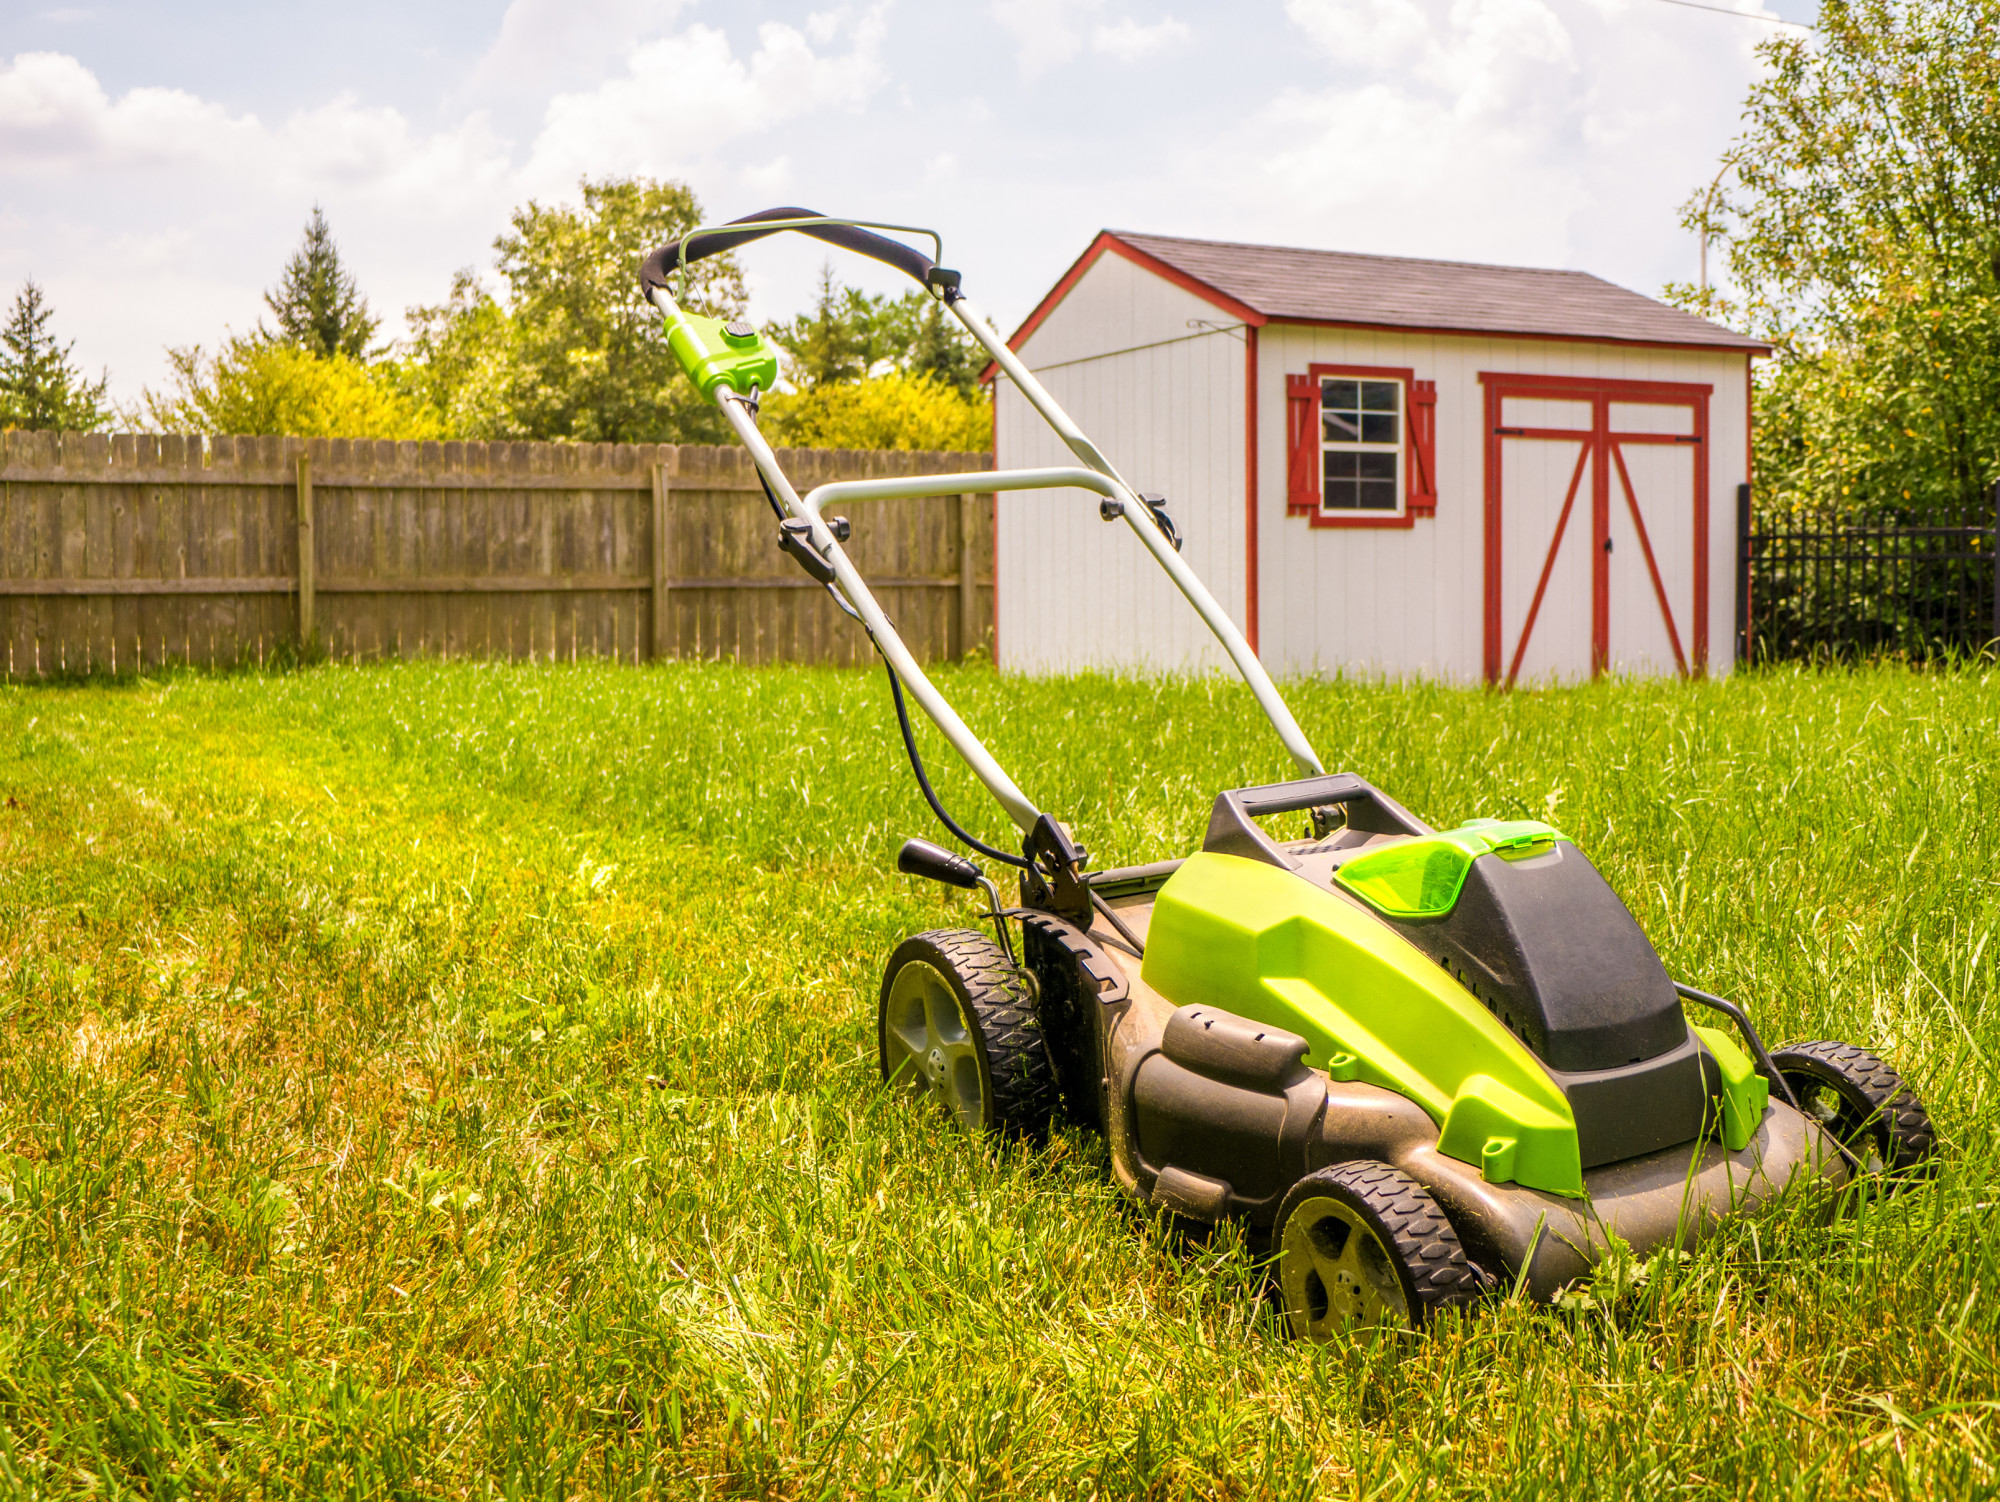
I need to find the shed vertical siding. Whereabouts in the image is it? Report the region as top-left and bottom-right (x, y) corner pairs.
(995, 252), (1247, 673)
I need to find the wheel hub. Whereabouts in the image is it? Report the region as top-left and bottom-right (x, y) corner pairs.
(882, 958), (986, 1131)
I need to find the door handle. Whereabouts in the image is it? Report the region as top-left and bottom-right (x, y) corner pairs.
(1603, 537), (1614, 553)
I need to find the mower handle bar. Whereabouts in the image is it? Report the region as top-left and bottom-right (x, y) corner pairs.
(640, 208), (943, 299)
(1227, 774), (1375, 818)
(644, 221), (1327, 839)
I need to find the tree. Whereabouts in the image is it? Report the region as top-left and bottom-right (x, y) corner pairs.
(770, 264), (986, 396)
(1675, 0), (2000, 521)
(402, 176), (746, 444)
(264, 206), (380, 360)
(140, 335), (441, 439)
(762, 371), (990, 452)
(397, 269), (517, 439)
(0, 279), (111, 432)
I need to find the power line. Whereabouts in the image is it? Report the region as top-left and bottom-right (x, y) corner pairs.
(1653, 0), (1815, 28)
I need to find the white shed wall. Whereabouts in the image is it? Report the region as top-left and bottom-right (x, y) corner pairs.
(995, 251), (1247, 673)
(1255, 326), (1750, 684)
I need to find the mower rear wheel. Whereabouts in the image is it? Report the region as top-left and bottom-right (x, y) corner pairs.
(878, 929), (1056, 1136)
(1771, 1040), (1936, 1180)
(1274, 1163), (1480, 1337)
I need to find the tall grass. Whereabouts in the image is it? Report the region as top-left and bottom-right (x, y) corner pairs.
(2, 657), (1997, 1498)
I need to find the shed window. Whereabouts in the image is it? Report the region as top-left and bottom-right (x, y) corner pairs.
(1321, 378), (1403, 512)
(1286, 365), (1437, 528)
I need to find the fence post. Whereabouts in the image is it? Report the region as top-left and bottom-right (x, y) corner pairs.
(651, 461), (673, 660)
(957, 492), (980, 660)
(1735, 481), (1751, 664)
(296, 450), (315, 647)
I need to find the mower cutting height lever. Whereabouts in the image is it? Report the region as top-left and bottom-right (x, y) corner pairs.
(643, 208), (1935, 1334)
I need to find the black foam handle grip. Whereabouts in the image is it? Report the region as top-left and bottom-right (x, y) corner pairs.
(641, 207), (935, 294)
(897, 837), (983, 890)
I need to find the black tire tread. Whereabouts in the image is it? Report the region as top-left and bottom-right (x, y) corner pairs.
(883, 928), (1059, 1136)
(1772, 1039), (1936, 1175)
(1277, 1162), (1481, 1330)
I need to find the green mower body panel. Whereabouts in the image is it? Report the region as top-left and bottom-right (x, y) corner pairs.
(1142, 851), (1586, 1196)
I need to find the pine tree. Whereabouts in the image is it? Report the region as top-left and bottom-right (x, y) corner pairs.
(0, 279), (112, 433)
(264, 206), (379, 359)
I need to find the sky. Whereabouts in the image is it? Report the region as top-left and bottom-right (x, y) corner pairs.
(0, 0), (1815, 407)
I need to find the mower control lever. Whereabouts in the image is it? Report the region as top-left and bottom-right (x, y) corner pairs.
(898, 838), (982, 890)
(1097, 492), (1182, 552)
(778, 518), (837, 586)
(898, 838), (1021, 966)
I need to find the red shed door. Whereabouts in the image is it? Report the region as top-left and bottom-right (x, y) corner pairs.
(1480, 374), (1711, 686)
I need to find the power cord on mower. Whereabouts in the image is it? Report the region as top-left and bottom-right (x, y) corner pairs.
(881, 660), (1030, 870)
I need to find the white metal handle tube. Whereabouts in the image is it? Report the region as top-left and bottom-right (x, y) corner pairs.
(949, 294), (1325, 779)
(712, 396), (1045, 833)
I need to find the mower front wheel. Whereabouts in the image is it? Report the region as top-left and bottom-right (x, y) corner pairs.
(878, 929), (1056, 1137)
(1771, 1040), (1936, 1181)
(1273, 1163), (1480, 1337)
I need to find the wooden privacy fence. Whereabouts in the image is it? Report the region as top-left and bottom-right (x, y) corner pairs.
(0, 430), (995, 679)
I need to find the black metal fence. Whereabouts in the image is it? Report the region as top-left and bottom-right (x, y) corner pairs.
(1738, 483), (2000, 662)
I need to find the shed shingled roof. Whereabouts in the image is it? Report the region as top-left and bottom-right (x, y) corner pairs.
(1107, 231), (1766, 352)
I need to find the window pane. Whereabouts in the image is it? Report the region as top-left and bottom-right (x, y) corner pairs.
(1322, 379), (1358, 410)
(1325, 451), (1358, 480)
(1324, 479), (1359, 510)
(1358, 480), (1399, 510)
(1358, 452), (1398, 481)
(1361, 413), (1399, 444)
(1323, 410), (1360, 443)
(1361, 381), (1400, 412)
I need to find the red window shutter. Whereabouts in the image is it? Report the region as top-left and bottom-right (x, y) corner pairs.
(1409, 379), (1438, 515)
(1286, 374), (1318, 514)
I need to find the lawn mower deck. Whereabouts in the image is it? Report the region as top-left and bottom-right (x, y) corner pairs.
(1017, 795), (1849, 1305)
(644, 207), (1936, 1336)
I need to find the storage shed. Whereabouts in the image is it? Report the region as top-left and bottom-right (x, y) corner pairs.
(989, 231), (1768, 684)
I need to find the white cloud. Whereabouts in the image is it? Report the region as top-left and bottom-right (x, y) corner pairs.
(0, 15), (894, 402)
(1091, 16), (1191, 62)
(1284, 0), (1573, 95)
(991, 0), (1097, 79)
(993, 3), (1193, 77)
(1200, 0), (1754, 277)
(468, 0), (696, 98)
(0, 51), (260, 168)
(0, 50), (513, 214)
(518, 11), (888, 195)
(739, 154), (794, 195)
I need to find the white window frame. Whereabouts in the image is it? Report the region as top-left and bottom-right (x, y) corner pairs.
(1319, 374), (1406, 518)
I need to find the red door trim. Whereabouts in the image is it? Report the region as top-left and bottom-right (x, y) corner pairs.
(1482, 379), (1505, 682)
(1245, 324), (1260, 654)
(1481, 372), (1712, 685)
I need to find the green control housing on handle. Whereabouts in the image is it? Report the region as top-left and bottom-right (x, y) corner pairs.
(662, 309), (779, 400)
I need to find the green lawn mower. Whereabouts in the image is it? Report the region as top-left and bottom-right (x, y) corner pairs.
(641, 209), (1937, 1335)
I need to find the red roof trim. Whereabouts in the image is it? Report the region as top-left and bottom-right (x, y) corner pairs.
(980, 232), (1267, 383)
(1270, 314), (1769, 357)
(1100, 236), (1266, 329)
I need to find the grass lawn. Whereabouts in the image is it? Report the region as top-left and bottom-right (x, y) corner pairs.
(2, 656), (1998, 1499)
